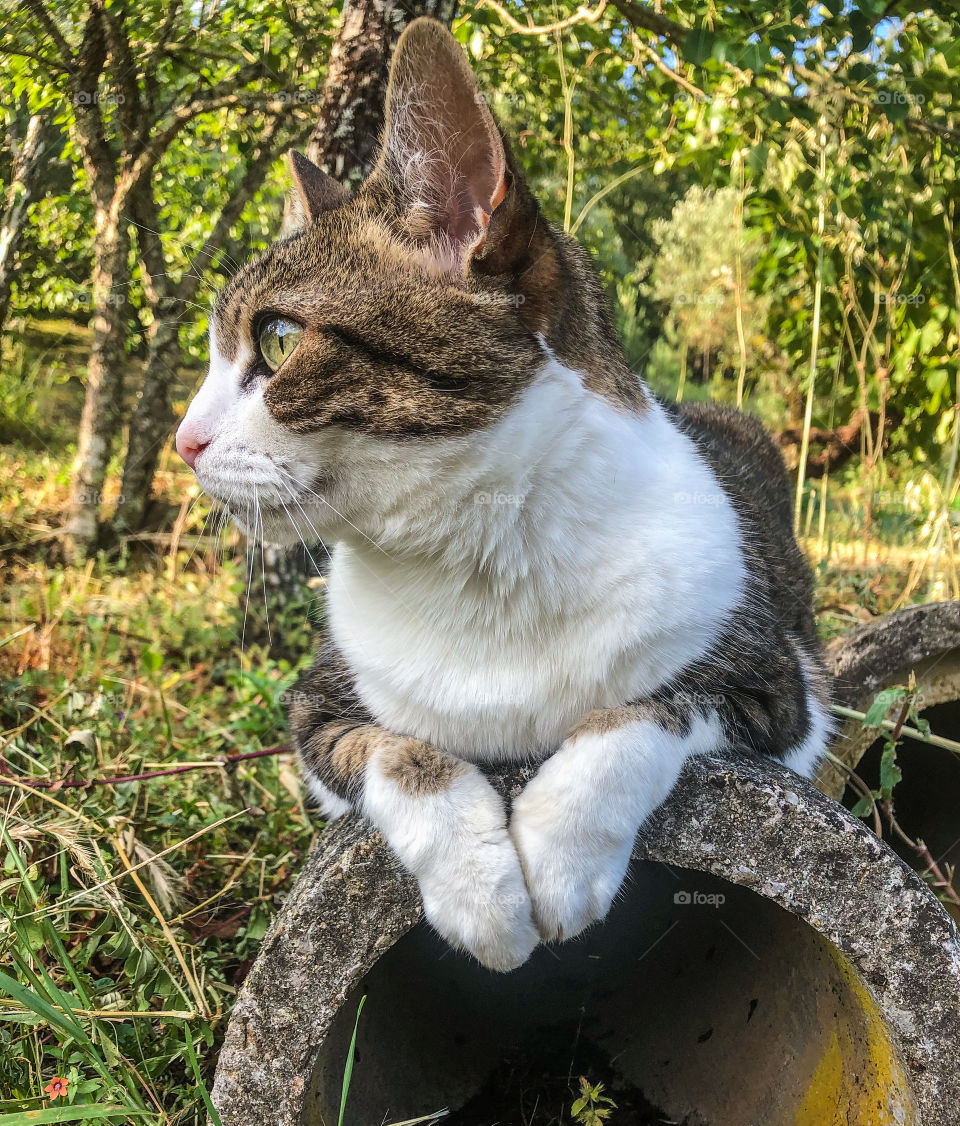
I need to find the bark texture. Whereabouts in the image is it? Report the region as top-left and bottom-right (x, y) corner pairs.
(305, 0), (457, 186)
(0, 113), (46, 336)
(65, 205), (130, 557)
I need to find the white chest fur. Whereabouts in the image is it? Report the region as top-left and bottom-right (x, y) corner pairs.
(326, 363), (745, 762)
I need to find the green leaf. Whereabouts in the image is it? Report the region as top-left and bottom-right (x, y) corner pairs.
(883, 96), (911, 122)
(863, 688), (904, 728)
(338, 995), (366, 1126)
(684, 28), (717, 66)
(0, 1108), (146, 1123)
(736, 43), (764, 73)
(184, 1025), (222, 1126)
(879, 742), (902, 797)
(0, 973), (90, 1047)
(849, 11), (873, 53)
(850, 796), (876, 819)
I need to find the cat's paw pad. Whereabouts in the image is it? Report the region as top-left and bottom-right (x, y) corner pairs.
(418, 830), (539, 972)
(510, 789), (631, 943)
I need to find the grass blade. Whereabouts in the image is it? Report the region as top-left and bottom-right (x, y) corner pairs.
(183, 1025), (222, 1126)
(338, 995), (366, 1126)
(0, 1108), (147, 1123)
(0, 972), (90, 1046)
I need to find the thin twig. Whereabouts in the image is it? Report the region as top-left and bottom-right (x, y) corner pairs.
(831, 704), (960, 755)
(477, 0), (608, 36)
(880, 799), (960, 907)
(0, 744), (290, 791)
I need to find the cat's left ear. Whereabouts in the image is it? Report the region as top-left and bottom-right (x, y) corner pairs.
(288, 150), (349, 222)
(376, 18), (510, 268)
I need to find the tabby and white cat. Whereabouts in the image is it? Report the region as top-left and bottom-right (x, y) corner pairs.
(176, 18), (831, 971)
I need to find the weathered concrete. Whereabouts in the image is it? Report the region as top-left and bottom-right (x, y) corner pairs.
(212, 750), (960, 1125)
(827, 600), (960, 708)
(819, 599), (960, 798)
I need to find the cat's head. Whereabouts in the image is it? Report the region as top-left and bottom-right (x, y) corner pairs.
(176, 18), (642, 548)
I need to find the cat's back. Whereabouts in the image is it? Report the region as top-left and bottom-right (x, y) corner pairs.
(670, 400), (794, 531)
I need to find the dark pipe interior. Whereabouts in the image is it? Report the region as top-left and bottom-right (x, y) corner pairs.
(303, 862), (914, 1126)
(843, 698), (960, 873)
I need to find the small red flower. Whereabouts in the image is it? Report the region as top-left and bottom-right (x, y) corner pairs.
(44, 1076), (69, 1101)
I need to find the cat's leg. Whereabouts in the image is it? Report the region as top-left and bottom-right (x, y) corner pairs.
(298, 719), (538, 972)
(510, 700), (724, 943)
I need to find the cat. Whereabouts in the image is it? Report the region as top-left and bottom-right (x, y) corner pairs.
(176, 17), (832, 972)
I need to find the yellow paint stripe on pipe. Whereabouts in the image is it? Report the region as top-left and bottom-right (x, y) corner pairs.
(795, 946), (914, 1125)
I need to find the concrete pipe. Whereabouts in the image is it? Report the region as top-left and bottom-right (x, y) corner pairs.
(212, 750), (960, 1126)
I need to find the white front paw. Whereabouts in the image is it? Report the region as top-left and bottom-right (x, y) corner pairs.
(418, 828), (538, 972)
(511, 781), (633, 943)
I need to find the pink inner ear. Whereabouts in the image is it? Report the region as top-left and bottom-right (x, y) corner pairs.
(426, 128), (507, 256)
(381, 21), (509, 260)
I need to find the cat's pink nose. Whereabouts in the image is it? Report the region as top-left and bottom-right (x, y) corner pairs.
(175, 423), (209, 470)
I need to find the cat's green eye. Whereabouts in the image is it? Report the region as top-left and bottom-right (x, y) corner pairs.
(258, 316), (304, 372)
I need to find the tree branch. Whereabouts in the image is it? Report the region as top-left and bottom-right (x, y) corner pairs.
(20, 0), (75, 71)
(100, 4), (145, 153)
(609, 0), (689, 46)
(476, 0), (610, 36)
(68, 2), (116, 207)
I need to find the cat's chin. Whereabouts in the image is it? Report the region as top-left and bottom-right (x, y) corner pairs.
(225, 502), (327, 550)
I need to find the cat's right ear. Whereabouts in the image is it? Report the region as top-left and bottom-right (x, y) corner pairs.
(375, 18), (533, 274)
(288, 150), (349, 223)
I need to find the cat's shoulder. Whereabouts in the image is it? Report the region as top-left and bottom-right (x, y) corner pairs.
(661, 397), (794, 529)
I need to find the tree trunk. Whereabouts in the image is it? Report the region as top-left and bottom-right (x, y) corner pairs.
(64, 202), (130, 558)
(113, 307), (182, 534)
(0, 114), (46, 336)
(114, 119), (287, 536)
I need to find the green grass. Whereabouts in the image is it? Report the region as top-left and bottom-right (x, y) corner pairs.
(0, 459), (320, 1120)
